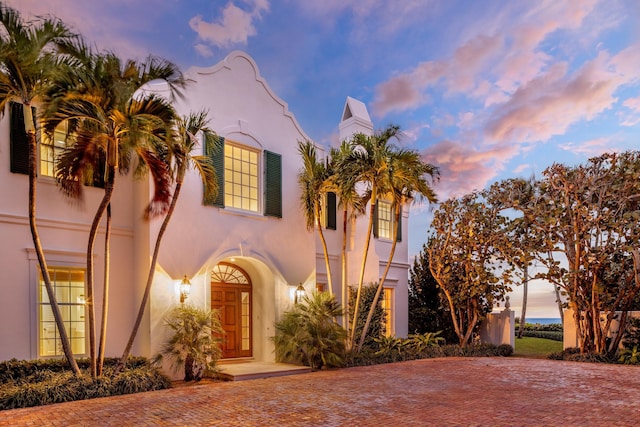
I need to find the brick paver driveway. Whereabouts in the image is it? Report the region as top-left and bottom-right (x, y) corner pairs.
(1, 357), (638, 426)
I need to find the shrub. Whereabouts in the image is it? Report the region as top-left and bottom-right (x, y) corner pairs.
(522, 330), (563, 341)
(153, 305), (224, 381)
(349, 283), (385, 349)
(0, 361), (170, 410)
(617, 346), (640, 365)
(622, 317), (640, 350)
(272, 291), (346, 370)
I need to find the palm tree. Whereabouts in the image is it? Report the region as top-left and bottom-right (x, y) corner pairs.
(42, 46), (186, 377)
(298, 140), (334, 297)
(117, 111), (219, 373)
(339, 125), (400, 349)
(328, 141), (366, 335)
(356, 149), (437, 352)
(0, 3), (81, 374)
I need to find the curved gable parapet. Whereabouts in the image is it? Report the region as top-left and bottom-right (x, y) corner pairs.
(186, 51), (313, 144)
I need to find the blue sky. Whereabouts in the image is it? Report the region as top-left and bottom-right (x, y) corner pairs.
(10, 0), (640, 317)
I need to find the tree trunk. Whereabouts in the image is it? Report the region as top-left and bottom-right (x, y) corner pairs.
(316, 205), (333, 297)
(554, 285), (564, 325)
(86, 167), (115, 378)
(97, 203), (111, 376)
(341, 208), (349, 334)
(116, 180), (183, 374)
(517, 263), (528, 339)
(24, 107), (80, 375)
(356, 200), (401, 352)
(349, 196), (376, 349)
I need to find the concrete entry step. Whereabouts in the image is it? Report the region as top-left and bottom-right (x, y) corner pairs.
(216, 361), (312, 381)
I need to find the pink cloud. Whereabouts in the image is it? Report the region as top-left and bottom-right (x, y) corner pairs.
(485, 47), (637, 143)
(371, 0), (601, 119)
(559, 137), (618, 156)
(421, 139), (519, 199)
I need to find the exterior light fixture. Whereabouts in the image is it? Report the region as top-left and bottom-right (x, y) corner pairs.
(294, 283), (305, 304)
(180, 275), (191, 304)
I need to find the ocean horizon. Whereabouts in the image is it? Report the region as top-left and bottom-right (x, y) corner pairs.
(521, 317), (562, 325)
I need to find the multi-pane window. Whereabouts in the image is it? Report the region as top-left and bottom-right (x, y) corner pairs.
(224, 143), (259, 212)
(377, 200), (393, 239)
(40, 122), (74, 177)
(383, 288), (394, 337)
(39, 267), (86, 357)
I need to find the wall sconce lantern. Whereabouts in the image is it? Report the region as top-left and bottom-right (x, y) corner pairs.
(180, 275), (191, 304)
(294, 282), (305, 304)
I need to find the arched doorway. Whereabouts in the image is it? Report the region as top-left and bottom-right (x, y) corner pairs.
(211, 262), (252, 358)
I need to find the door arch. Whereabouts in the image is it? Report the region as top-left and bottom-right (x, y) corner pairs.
(210, 262), (252, 358)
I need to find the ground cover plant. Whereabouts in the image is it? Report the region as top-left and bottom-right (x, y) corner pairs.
(0, 357), (170, 410)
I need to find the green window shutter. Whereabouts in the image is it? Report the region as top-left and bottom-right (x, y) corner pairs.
(204, 137), (225, 207)
(264, 150), (282, 218)
(326, 192), (337, 230)
(9, 102), (34, 175)
(373, 202), (379, 238)
(396, 204), (402, 242)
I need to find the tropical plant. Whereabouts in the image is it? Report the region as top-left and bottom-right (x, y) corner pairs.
(0, 2), (81, 374)
(521, 152), (640, 354)
(153, 305), (223, 381)
(373, 335), (404, 358)
(272, 292), (346, 370)
(427, 191), (514, 347)
(297, 140), (334, 297)
(334, 125), (400, 349)
(406, 331), (445, 355)
(117, 111), (219, 373)
(42, 44), (186, 377)
(357, 146), (437, 352)
(328, 140), (366, 336)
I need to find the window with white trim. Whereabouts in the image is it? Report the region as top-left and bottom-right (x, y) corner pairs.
(39, 267), (87, 357)
(377, 200), (393, 240)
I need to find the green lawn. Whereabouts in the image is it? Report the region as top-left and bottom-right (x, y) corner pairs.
(514, 336), (563, 358)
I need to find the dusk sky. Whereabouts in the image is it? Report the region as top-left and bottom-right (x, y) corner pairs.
(8, 0), (640, 317)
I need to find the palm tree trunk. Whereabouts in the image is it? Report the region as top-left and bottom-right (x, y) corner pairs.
(116, 180), (183, 374)
(341, 208), (349, 334)
(25, 118), (81, 375)
(356, 200), (401, 352)
(316, 205), (333, 297)
(349, 195), (376, 349)
(97, 203), (111, 376)
(87, 169), (115, 378)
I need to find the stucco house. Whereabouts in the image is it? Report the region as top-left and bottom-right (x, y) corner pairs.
(0, 51), (410, 368)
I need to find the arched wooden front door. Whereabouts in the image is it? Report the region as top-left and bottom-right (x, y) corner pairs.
(210, 262), (252, 358)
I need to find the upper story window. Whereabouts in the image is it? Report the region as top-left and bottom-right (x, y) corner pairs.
(39, 267), (87, 357)
(204, 137), (282, 218)
(224, 143), (259, 212)
(320, 192), (337, 230)
(377, 200), (393, 240)
(9, 102), (104, 187)
(374, 199), (401, 242)
(40, 122), (75, 177)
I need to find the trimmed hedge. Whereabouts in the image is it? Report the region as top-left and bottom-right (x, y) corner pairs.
(522, 330), (563, 341)
(346, 342), (514, 367)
